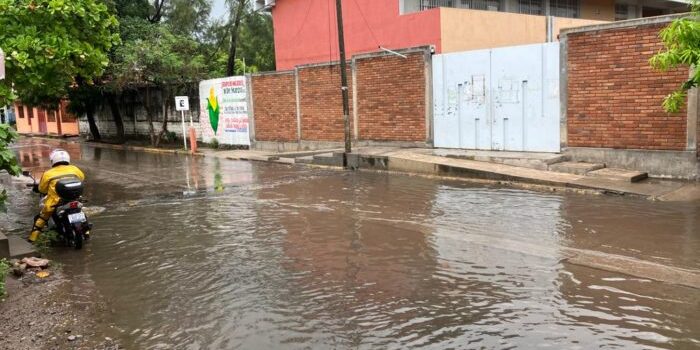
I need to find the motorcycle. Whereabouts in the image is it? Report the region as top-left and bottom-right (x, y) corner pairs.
(23, 170), (92, 249)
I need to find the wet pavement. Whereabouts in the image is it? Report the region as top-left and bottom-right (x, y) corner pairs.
(2, 138), (700, 349)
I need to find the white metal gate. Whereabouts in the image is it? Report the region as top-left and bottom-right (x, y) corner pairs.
(433, 43), (560, 152)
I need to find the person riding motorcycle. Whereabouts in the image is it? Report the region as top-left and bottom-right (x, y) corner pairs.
(28, 149), (85, 243)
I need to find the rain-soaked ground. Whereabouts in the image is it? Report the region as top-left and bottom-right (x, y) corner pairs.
(2, 138), (699, 349)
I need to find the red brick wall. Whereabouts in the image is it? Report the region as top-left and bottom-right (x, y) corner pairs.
(298, 64), (353, 142)
(251, 73), (298, 142)
(567, 23), (689, 150)
(356, 53), (426, 141)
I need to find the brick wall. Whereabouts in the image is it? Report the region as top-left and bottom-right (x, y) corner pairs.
(567, 23), (689, 150)
(250, 48), (429, 145)
(251, 72), (298, 141)
(298, 65), (353, 142)
(355, 53), (426, 141)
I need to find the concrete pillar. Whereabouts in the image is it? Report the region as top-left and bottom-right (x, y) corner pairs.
(425, 47), (434, 147)
(559, 34), (568, 149)
(687, 68), (698, 152)
(351, 58), (359, 141)
(294, 67), (302, 144)
(246, 74), (256, 145)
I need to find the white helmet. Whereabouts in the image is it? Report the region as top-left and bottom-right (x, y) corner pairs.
(49, 149), (70, 166)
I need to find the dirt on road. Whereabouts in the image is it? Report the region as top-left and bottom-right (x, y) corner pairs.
(0, 269), (120, 350)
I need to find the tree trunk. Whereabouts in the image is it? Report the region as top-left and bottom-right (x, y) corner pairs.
(144, 87), (157, 146)
(107, 93), (125, 143)
(226, 0), (248, 76)
(155, 95), (169, 148)
(85, 105), (101, 141)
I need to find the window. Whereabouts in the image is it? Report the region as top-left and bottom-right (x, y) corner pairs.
(519, 0), (543, 15)
(549, 0), (579, 18)
(615, 4), (629, 20)
(17, 105), (25, 118)
(48, 110), (57, 122)
(61, 102), (76, 122)
(420, 0), (502, 11)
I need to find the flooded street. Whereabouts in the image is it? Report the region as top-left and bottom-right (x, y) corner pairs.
(3, 139), (700, 349)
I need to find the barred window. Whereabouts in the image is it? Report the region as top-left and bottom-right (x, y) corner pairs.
(519, 0), (544, 15)
(421, 0), (503, 11)
(549, 0), (579, 18)
(615, 4), (629, 20)
(17, 105), (25, 118)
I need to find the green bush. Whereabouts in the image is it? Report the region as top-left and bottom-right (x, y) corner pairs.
(0, 259), (10, 297)
(34, 230), (60, 255)
(210, 138), (219, 149)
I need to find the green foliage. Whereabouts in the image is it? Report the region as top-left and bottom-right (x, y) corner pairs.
(0, 124), (20, 212)
(0, 0), (121, 107)
(111, 18), (208, 89)
(0, 258), (10, 297)
(237, 12), (275, 72)
(210, 137), (219, 149)
(34, 230), (60, 255)
(649, 2), (700, 113)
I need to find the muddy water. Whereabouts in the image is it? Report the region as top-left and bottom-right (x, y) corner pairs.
(5, 139), (700, 349)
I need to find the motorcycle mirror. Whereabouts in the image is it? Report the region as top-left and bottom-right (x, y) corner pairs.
(22, 170), (30, 177)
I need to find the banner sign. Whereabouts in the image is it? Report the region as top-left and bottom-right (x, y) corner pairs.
(0, 49), (5, 80)
(198, 76), (250, 145)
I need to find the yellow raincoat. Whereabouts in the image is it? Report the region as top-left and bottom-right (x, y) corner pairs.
(29, 164), (85, 242)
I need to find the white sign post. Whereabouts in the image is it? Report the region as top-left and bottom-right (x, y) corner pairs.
(0, 48), (5, 80)
(175, 96), (190, 151)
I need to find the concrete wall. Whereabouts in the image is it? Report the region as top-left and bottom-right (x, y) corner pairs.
(440, 8), (608, 53)
(75, 89), (202, 141)
(580, 0), (616, 21)
(250, 47), (431, 150)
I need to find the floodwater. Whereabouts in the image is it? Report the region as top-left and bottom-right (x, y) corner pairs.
(3, 139), (700, 349)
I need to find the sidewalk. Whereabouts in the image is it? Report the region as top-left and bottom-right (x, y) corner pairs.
(27, 137), (700, 201)
(205, 145), (698, 201)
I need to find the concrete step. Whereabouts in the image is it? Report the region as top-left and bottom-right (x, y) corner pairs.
(549, 161), (605, 175)
(0, 232), (38, 259)
(435, 149), (569, 171)
(272, 157), (296, 164)
(312, 153), (343, 167)
(295, 155), (315, 164)
(587, 168), (648, 183)
(7, 236), (37, 259)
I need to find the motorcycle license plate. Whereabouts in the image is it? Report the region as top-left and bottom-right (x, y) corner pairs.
(68, 212), (86, 224)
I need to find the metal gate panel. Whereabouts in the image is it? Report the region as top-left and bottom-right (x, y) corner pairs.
(433, 43), (560, 152)
(433, 49), (491, 149)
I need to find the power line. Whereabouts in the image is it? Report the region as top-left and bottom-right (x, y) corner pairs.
(350, 0), (380, 48)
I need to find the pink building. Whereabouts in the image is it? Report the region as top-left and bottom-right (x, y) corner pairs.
(256, 0), (689, 70)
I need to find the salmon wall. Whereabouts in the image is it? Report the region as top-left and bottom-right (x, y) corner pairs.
(272, 0), (441, 70)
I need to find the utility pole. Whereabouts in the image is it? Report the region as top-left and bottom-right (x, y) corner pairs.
(335, 0), (352, 167)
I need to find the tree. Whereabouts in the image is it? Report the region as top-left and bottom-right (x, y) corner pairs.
(111, 18), (207, 146)
(650, 3), (700, 113)
(0, 0), (120, 107)
(237, 11), (275, 72)
(0, 124), (21, 212)
(204, 7), (274, 77)
(226, 0), (250, 76)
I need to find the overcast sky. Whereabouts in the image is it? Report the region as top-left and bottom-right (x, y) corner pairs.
(211, 0), (228, 21)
